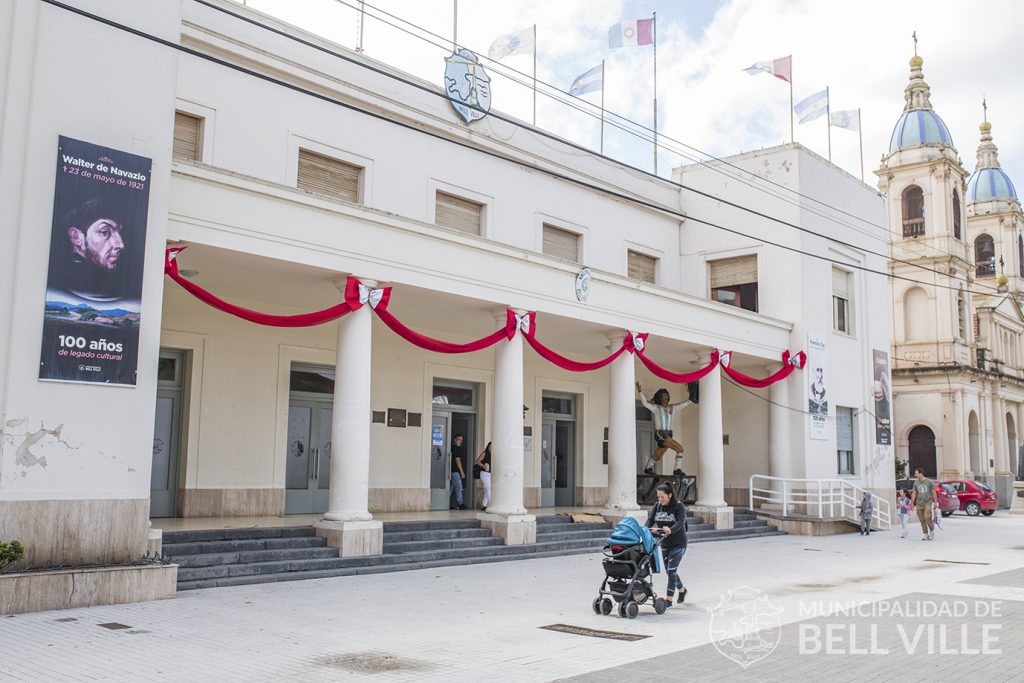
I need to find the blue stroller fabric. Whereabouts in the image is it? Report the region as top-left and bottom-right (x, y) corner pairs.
(606, 517), (661, 573)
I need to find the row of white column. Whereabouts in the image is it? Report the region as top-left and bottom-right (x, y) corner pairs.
(319, 297), (786, 550)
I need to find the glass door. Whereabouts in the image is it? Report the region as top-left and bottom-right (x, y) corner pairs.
(150, 350), (184, 518)
(430, 414), (450, 510)
(285, 364), (336, 514)
(541, 391), (577, 507)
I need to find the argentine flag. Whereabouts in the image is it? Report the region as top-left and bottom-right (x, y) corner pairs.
(794, 88), (829, 124)
(569, 64), (603, 96)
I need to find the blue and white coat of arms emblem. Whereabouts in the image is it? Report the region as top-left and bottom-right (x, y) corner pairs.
(444, 48), (492, 124)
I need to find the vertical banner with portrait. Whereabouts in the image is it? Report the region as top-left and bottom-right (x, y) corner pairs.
(873, 349), (892, 445)
(39, 136), (152, 385)
(807, 335), (828, 439)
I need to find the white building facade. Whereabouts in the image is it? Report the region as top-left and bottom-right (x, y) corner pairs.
(0, 0), (890, 583)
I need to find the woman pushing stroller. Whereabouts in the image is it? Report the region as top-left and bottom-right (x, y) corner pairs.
(646, 482), (688, 606)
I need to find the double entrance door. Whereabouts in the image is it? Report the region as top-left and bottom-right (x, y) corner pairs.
(285, 365), (335, 514)
(430, 380), (478, 511)
(540, 391), (576, 507)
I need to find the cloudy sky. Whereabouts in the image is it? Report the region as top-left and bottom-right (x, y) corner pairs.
(238, 0), (1023, 190)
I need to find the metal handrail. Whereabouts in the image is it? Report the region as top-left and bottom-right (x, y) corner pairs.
(748, 474), (891, 530)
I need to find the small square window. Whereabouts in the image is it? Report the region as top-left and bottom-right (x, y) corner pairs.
(836, 406), (855, 474)
(173, 111), (202, 162)
(627, 250), (657, 284)
(709, 255), (758, 313)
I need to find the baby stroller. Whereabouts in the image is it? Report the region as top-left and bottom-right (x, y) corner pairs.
(592, 517), (667, 619)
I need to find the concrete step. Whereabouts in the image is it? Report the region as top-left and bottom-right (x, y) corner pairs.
(170, 546), (339, 568)
(535, 530), (609, 543)
(381, 519), (482, 533)
(162, 526), (315, 544)
(382, 528), (493, 543)
(383, 536), (504, 554)
(163, 536), (327, 557)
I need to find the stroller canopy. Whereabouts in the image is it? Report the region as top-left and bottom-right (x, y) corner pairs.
(606, 517), (660, 573)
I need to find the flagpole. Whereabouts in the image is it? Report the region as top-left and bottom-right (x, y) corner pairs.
(652, 11), (658, 175)
(452, 0), (458, 52)
(826, 86), (832, 162)
(532, 24), (537, 126)
(789, 56), (794, 143)
(600, 60), (606, 155)
(858, 107), (864, 182)
(356, 0), (365, 53)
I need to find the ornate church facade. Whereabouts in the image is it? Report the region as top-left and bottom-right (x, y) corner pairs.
(879, 50), (1023, 507)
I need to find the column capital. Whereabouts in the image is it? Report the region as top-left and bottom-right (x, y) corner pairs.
(606, 330), (628, 346)
(492, 306), (526, 324)
(697, 350), (718, 365)
(332, 275), (379, 292)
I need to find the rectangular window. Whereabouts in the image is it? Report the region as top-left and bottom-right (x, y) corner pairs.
(837, 406), (855, 474)
(709, 255), (758, 312)
(297, 149), (361, 203)
(627, 250), (657, 284)
(172, 111), (202, 161)
(832, 267), (851, 334)
(957, 289), (968, 339)
(542, 224), (580, 262)
(435, 191), (483, 235)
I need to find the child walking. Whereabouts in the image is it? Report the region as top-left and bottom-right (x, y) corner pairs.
(896, 489), (912, 538)
(857, 491), (874, 536)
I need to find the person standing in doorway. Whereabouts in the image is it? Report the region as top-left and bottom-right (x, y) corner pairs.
(475, 441), (492, 510)
(450, 434), (467, 510)
(910, 467), (936, 540)
(636, 382), (691, 476)
(645, 482), (688, 606)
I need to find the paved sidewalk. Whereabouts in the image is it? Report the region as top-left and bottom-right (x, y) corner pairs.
(2, 512), (1022, 681)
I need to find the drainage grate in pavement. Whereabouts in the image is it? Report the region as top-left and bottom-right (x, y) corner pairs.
(540, 624), (650, 641)
(314, 652), (433, 673)
(97, 623), (131, 630)
(54, 618), (77, 623)
(925, 559), (992, 566)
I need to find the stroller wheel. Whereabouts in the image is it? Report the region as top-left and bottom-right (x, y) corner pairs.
(601, 598), (613, 615)
(626, 602), (639, 619)
(617, 601), (628, 618)
(654, 597), (667, 615)
(592, 597), (602, 615)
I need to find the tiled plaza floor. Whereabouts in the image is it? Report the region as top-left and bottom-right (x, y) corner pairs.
(2, 512), (1023, 681)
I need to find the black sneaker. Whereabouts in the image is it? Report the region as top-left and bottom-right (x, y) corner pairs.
(644, 467), (655, 475)
(673, 469), (685, 476)
(677, 588), (687, 604)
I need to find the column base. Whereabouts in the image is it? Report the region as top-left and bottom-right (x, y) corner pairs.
(599, 507), (646, 526)
(1010, 482), (1024, 515)
(690, 505), (734, 530)
(147, 528), (163, 557)
(315, 519), (383, 557)
(478, 512), (536, 545)
(993, 473), (1016, 510)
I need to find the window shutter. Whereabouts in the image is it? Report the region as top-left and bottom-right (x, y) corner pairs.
(542, 224), (579, 261)
(709, 255), (757, 289)
(173, 111), (201, 161)
(628, 250), (657, 284)
(832, 268), (850, 298)
(836, 407), (854, 450)
(435, 191), (483, 235)
(297, 149), (360, 203)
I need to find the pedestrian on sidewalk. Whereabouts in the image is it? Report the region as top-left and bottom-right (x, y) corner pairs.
(932, 497), (944, 532)
(475, 441), (492, 510)
(857, 491), (873, 535)
(896, 489), (912, 538)
(449, 434), (467, 510)
(645, 482), (688, 606)
(910, 467), (936, 540)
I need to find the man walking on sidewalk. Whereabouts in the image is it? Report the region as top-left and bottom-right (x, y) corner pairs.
(910, 467), (936, 541)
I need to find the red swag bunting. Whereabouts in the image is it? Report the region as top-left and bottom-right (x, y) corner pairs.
(636, 347), (720, 384)
(521, 313), (629, 372)
(164, 248), (356, 327)
(372, 305), (515, 354)
(721, 349), (806, 388)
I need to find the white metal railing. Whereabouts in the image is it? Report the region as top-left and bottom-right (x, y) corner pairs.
(748, 475), (891, 530)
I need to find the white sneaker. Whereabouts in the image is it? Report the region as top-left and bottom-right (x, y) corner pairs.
(927, 531), (934, 540)
(922, 535), (928, 541)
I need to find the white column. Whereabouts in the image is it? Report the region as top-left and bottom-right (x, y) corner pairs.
(315, 278), (382, 556)
(601, 332), (643, 523)
(692, 352), (732, 528)
(478, 309), (535, 544)
(766, 364), (791, 511)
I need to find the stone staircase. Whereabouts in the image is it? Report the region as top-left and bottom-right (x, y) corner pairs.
(166, 511), (783, 591)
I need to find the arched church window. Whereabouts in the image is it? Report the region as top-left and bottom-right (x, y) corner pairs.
(952, 190), (961, 240)
(975, 234), (996, 276)
(1018, 235), (1023, 278)
(902, 186), (925, 237)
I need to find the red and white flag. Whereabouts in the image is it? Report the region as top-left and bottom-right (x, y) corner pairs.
(743, 55), (792, 83)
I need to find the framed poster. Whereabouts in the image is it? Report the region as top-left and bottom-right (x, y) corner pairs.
(873, 349), (892, 445)
(807, 335), (828, 440)
(39, 136), (152, 385)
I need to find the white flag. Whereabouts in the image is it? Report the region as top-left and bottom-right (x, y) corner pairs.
(488, 26), (535, 61)
(794, 88), (829, 124)
(830, 109), (860, 131)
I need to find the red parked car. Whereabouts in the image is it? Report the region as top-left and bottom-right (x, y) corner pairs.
(942, 480), (998, 516)
(895, 478), (959, 516)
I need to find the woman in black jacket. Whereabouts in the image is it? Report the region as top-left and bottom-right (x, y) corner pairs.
(645, 482), (688, 606)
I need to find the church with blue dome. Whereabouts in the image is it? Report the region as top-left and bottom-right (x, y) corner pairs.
(878, 43), (1023, 508)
